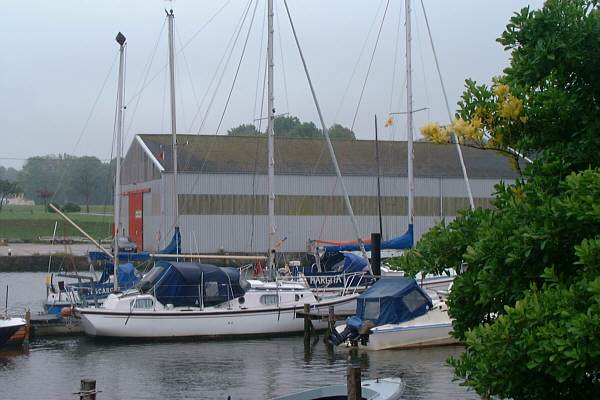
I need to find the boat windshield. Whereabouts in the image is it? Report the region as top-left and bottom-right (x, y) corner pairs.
(137, 266), (165, 292)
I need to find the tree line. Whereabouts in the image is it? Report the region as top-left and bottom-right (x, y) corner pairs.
(0, 155), (114, 212)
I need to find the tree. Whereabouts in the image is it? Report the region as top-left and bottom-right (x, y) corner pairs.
(227, 115), (357, 139)
(389, 1), (600, 398)
(69, 156), (103, 213)
(328, 124), (356, 139)
(0, 180), (21, 213)
(227, 124), (263, 136)
(37, 188), (54, 212)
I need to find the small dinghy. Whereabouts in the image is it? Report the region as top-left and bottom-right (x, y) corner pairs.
(272, 377), (403, 400)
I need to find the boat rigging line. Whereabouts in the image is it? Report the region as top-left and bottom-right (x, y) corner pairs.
(283, 0), (372, 271)
(123, 1), (233, 110)
(418, 0), (474, 209)
(333, 0), (387, 123)
(215, 0), (260, 134)
(48, 51), (119, 206)
(350, 0), (391, 132)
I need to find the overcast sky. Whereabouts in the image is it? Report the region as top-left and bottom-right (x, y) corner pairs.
(0, 0), (544, 169)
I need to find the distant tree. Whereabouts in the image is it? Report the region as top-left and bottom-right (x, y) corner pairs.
(227, 124), (263, 136)
(0, 179), (21, 213)
(37, 188), (54, 212)
(69, 156), (103, 213)
(0, 166), (19, 182)
(328, 124), (356, 139)
(228, 116), (357, 139)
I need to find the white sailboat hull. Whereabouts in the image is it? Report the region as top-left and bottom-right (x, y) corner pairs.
(78, 295), (356, 338)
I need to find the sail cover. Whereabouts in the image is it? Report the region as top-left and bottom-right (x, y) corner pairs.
(322, 224), (413, 253)
(159, 226), (182, 254)
(140, 262), (248, 307)
(356, 276), (432, 326)
(98, 263), (141, 289)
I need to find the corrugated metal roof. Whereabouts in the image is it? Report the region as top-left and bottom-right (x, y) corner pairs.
(138, 134), (521, 179)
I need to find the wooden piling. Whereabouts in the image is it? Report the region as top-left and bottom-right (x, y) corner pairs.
(22, 310), (31, 347)
(303, 303), (311, 341)
(327, 305), (335, 337)
(347, 366), (361, 400)
(80, 379), (97, 400)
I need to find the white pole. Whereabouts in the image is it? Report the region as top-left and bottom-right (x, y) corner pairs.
(406, 0), (415, 229)
(267, 0), (276, 276)
(282, 1), (371, 271)
(167, 10), (180, 227)
(114, 32), (127, 291)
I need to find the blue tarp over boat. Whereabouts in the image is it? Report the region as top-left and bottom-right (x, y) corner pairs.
(324, 224), (413, 253)
(356, 276), (432, 326)
(139, 262), (248, 307)
(88, 227), (182, 263)
(98, 263), (141, 290)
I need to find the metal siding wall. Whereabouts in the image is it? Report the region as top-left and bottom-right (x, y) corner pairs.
(171, 215), (444, 253)
(144, 173), (509, 254)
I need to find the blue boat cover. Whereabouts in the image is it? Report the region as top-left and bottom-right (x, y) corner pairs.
(88, 251), (152, 263)
(98, 263), (141, 290)
(140, 262), (248, 307)
(88, 227), (182, 264)
(356, 276), (432, 326)
(324, 224), (414, 252)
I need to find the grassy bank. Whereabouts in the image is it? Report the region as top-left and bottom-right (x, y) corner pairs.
(0, 205), (113, 242)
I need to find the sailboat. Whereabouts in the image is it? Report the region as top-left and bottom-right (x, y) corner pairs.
(301, 0), (468, 294)
(328, 0), (459, 351)
(77, 6), (359, 339)
(43, 30), (181, 316)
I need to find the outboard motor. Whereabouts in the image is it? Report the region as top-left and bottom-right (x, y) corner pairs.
(328, 316), (375, 347)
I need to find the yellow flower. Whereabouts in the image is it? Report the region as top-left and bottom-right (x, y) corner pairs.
(499, 95), (523, 120)
(420, 122), (449, 144)
(384, 116), (394, 128)
(494, 84), (510, 98)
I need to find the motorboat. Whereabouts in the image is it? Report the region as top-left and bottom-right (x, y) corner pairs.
(0, 317), (26, 348)
(272, 377), (403, 400)
(330, 276), (458, 350)
(76, 261), (358, 338)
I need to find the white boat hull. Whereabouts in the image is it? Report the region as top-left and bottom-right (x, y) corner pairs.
(338, 305), (459, 351)
(78, 296), (356, 338)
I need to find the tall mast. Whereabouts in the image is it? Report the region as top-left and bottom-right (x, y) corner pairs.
(282, 1), (371, 271)
(167, 9), (179, 231)
(267, 0), (276, 274)
(405, 0), (415, 235)
(114, 32), (126, 291)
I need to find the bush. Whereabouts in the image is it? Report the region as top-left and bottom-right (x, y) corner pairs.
(62, 203), (81, 213)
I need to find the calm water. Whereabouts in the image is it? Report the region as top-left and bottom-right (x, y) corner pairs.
(0, 273), (477, 400)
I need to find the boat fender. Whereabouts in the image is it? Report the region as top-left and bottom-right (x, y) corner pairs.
(61, 307), (74, 318)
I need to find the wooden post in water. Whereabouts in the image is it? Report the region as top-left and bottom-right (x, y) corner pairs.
(327, 306), (335, 337)
(23, 310), (31, 347)
(303, 303), (311, 342)
(80, 379), (97, 400)
(347, 366), (362, 400)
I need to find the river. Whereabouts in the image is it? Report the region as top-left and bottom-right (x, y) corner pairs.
(0, 272), (477, 400)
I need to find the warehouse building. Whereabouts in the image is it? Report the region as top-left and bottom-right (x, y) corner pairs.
(119, 134), (520, 254)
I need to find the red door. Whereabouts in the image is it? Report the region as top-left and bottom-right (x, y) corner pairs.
(128, 192), (144, 251)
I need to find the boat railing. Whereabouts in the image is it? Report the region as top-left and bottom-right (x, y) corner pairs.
(309, 271), (369, 297)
